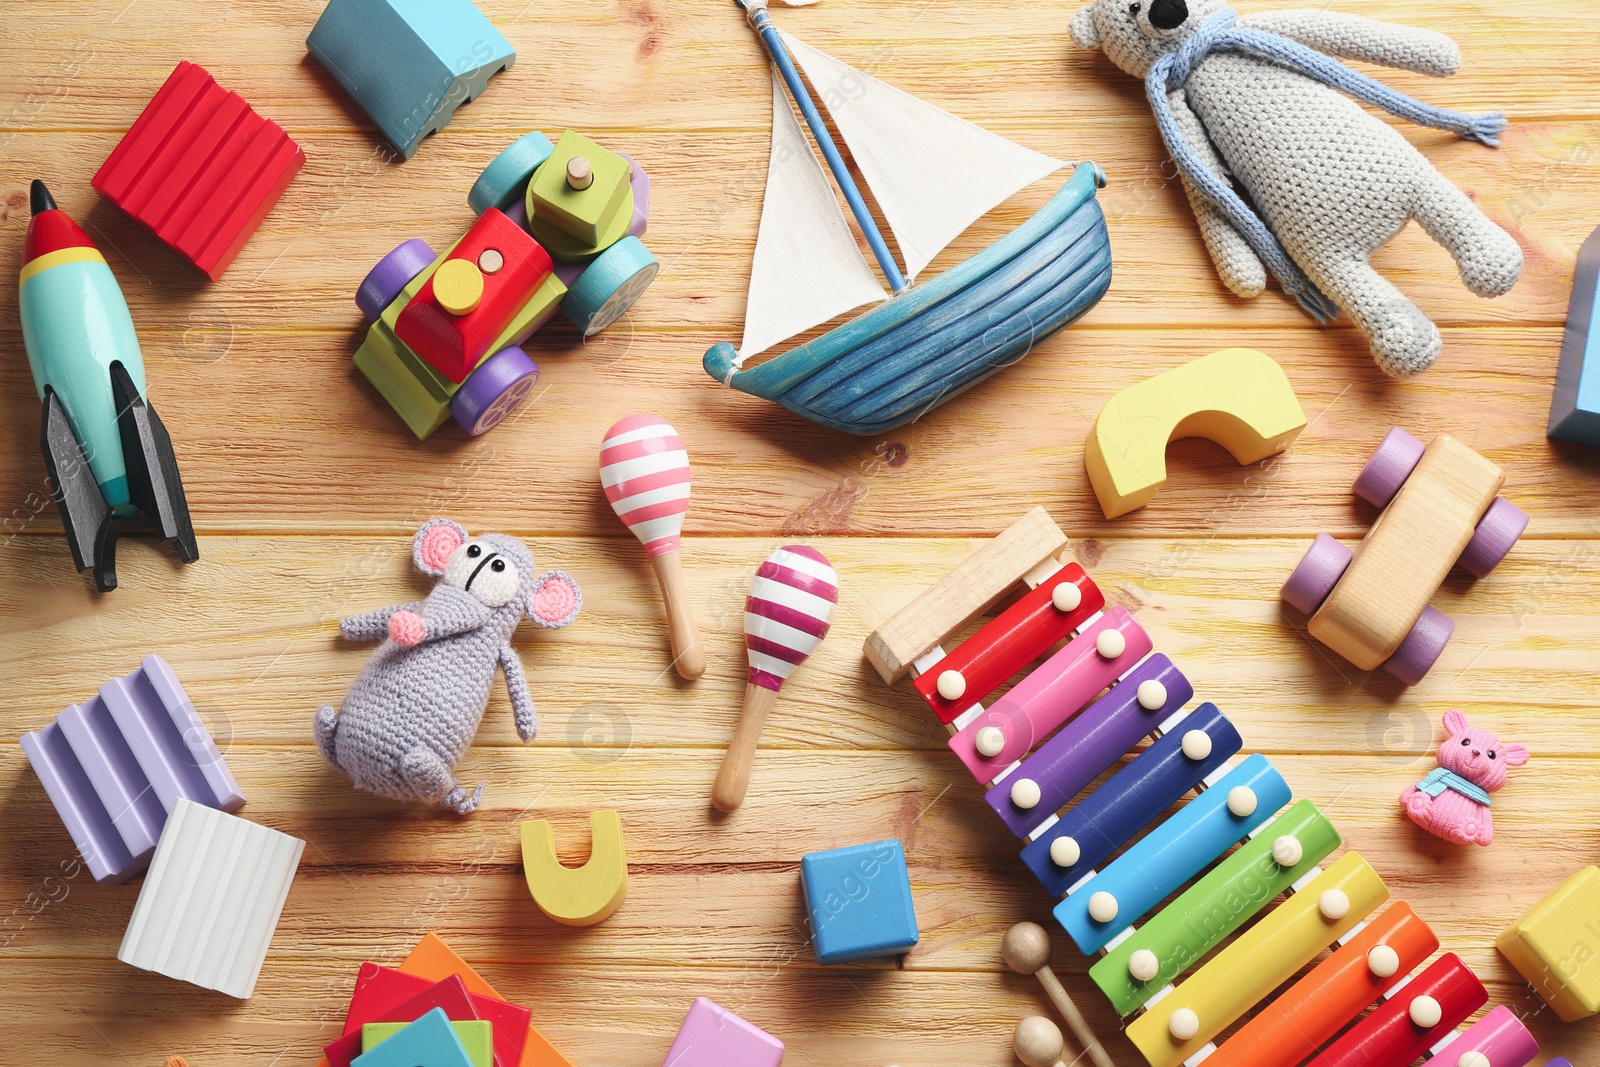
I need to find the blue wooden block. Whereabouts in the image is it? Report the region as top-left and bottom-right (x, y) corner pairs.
(800, 839), (919, 965)
(1550, 224), (1600, 447)
(352, 1008), (474, 1067)
(307, 0), (515, 160)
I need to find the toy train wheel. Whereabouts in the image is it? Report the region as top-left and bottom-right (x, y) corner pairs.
(1381, 606), (1454, 685)
(1459, 496), (1529, 578)
(469, 132), (555, 216)
(1281, 534), (1352, 615)
(357, 239), (436, 323)
(451, 346), (540, 436)
(1353, 427), (1426, 508)
(562, 237), (660, 337)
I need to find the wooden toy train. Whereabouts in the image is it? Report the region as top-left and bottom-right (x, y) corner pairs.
(865, 508), (1543, 1067)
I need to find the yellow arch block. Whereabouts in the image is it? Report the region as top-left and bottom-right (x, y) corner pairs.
(520, 810), (628, 927)
(1085, 349), (1306, 519)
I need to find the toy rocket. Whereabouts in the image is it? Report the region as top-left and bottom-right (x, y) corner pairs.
(19, 180), (197, 591)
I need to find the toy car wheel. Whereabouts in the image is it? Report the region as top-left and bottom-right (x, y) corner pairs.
(1353, 427), (1425, 508)
(469, 132), (555, 216)
(1381, 606), (1454, 686)
(357, 239), (436, 323)
(619, 152), (651, 237)
(562, 236), (659, 337)
(451, 346), (540, 436)
(1281, 534), (1352, 615)
(1459, 496), (1529, 578)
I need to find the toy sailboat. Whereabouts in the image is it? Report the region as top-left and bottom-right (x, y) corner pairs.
(704, 0), (1114, 435)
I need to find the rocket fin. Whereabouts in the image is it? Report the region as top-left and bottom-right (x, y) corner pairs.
(40, 388), (119, 590)
(110, 361), (199, 565)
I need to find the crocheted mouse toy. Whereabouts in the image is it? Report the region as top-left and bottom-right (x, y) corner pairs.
(1069, 1), (1523, 377)
(1400, 710), (1527, 846)
(314, 519), (581, 814)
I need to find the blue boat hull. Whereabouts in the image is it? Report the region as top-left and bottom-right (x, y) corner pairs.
(705, 163), (1113, 435)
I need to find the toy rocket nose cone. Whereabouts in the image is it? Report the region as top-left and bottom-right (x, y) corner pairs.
(31, 180), (58, 215)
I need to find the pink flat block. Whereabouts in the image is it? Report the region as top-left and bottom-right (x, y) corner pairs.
(662, 998), (783, 1067)
(948, 606), (1152, 782)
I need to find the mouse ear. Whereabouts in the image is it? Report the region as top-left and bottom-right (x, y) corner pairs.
(528, 570), (582, 629)
(1500, 743), (1530, 768)
(414, 519), (468, 576)
(1070, 5), (1103, 49)
(1442, 709), (1469, 738)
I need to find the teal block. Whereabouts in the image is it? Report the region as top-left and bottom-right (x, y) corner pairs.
(1550, 224), (1600, 447)
(307, 0), (515, 159)
(800, 839), (918, 965)
(353, 1008), (474, 1067)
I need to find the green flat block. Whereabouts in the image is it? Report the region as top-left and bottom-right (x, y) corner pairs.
(528, 131), (631, 246)
(363, 1019), (493, 1067)
(1089, 799), (1341, 1016)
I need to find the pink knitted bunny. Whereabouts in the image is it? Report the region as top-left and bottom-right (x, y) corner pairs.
(1401, 710), (1528, 846)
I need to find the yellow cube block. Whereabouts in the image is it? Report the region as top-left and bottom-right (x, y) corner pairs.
(1496, 865), (1600, 1022)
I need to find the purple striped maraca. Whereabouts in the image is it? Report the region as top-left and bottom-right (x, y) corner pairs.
(599, 414), (704, 679)
(712, 545), (838, 813)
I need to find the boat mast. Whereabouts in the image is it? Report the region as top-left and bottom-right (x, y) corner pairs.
(736, 0), (909, 294)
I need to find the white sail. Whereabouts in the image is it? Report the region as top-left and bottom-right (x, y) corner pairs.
(739, 68), (888, 362)
(780, 30), (1064, 284)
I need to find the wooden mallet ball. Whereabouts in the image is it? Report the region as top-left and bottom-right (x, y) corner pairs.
(1013, 1015), (1065, 1067)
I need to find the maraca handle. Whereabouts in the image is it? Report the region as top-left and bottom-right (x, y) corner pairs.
(712, 682), (780, 813)
(649, 548), (705, 680)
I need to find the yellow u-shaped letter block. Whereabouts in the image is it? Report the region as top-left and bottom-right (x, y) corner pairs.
(1085, 348), (1307, 519)
(520, 810), (629, 927)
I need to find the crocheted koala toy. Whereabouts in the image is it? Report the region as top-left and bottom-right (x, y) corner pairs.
(1400, 710), (1527, 846)
(1069, 1), (1523, 376)
(314, 519), (582, 814)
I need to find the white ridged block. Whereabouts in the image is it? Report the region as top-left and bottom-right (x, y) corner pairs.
(117, 797), (304, 999)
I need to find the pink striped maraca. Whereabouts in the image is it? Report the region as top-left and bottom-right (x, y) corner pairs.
(712, 545), (838, 813)
(599, 414), (704, 680)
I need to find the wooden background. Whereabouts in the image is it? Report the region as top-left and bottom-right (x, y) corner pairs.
(2, 1), (1597, 1064)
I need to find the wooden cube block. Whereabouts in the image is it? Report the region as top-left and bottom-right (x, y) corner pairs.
(1496, 865), (1600, 1022)
(1549, 224), (1600, 447)
(307, 0), (515, 159)
(527, 132), (632, 247)
(800, 840), (919, 965)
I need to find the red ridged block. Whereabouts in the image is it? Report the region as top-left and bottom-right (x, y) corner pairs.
(93, 61), (305, 281)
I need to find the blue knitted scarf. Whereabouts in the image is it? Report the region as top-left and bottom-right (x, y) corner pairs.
(1146, 9), (1508, 322)
(1414, 766), (1492, 807)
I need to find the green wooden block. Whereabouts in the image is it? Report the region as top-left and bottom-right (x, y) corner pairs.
(363, 1019), (494, 1067)
(527, 131), (631, 246)
(1089, 799), (1341, 1016)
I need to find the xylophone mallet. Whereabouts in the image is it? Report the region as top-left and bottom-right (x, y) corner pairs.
(1014, 1016), (1068, 1067)
(1004, 922), (1114, 1067)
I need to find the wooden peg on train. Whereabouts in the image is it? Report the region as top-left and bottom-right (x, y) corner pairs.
(1002, 922), (1114, 1067)
(712, 545), (837, 813)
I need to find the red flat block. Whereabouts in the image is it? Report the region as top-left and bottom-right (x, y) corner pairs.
(395, 209), (553, 383)
(1309, 953), (1487, 1067)
(912, 563), (1104, 724)
(92, 60), (304, 281)
(326, 974), (479, 1067)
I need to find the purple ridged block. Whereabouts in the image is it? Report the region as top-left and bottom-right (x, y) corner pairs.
(1282, 534), (1354, 615)
(1354, 426), (1426, 508)
(1459, 496), (1530, 578)
(18, 655), (245, 885)
(1381, 606), (1455, 686)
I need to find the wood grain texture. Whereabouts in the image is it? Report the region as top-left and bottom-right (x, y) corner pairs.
(1, 1), (1597, 1065)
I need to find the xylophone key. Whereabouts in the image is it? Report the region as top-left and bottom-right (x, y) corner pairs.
(1205, 901), (1438, 1067)
(1090, 799), (1341, 1016)
(1125, 852), (1388, 1067)
(912, 563), (1104, 725)
(1056, 754), (1290, 955)
(1022, 703), (1241, 897)
(949, 607), (1152, 782)
(985, 655), (1192, 838)
(1308, 953), (1487, 1067)
(1434, 1005), (1540, 1067)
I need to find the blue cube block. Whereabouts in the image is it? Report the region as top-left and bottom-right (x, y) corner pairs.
(800, 839), (919, 965)
(307, 0), (515, 159)
(1550, 224), (1600, 447)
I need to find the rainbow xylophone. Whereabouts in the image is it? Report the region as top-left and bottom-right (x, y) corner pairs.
(865, 508), (1540, 1067)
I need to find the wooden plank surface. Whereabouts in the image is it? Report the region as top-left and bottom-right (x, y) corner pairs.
(1, 1), (1597, 1064)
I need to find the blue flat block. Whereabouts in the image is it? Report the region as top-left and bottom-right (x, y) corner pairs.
(353, 1008), (473, 1067)
(1021, 702), (1241, 898)
(801, 839), (919, 965)
(1550, 224), (1600, 447)
(1054, 753), (1289, 955)
(308, 0), (515, 160)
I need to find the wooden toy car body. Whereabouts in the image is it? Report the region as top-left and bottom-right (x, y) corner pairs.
(353, 131), (659, 439)
(1281, 427), (1528, 685)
